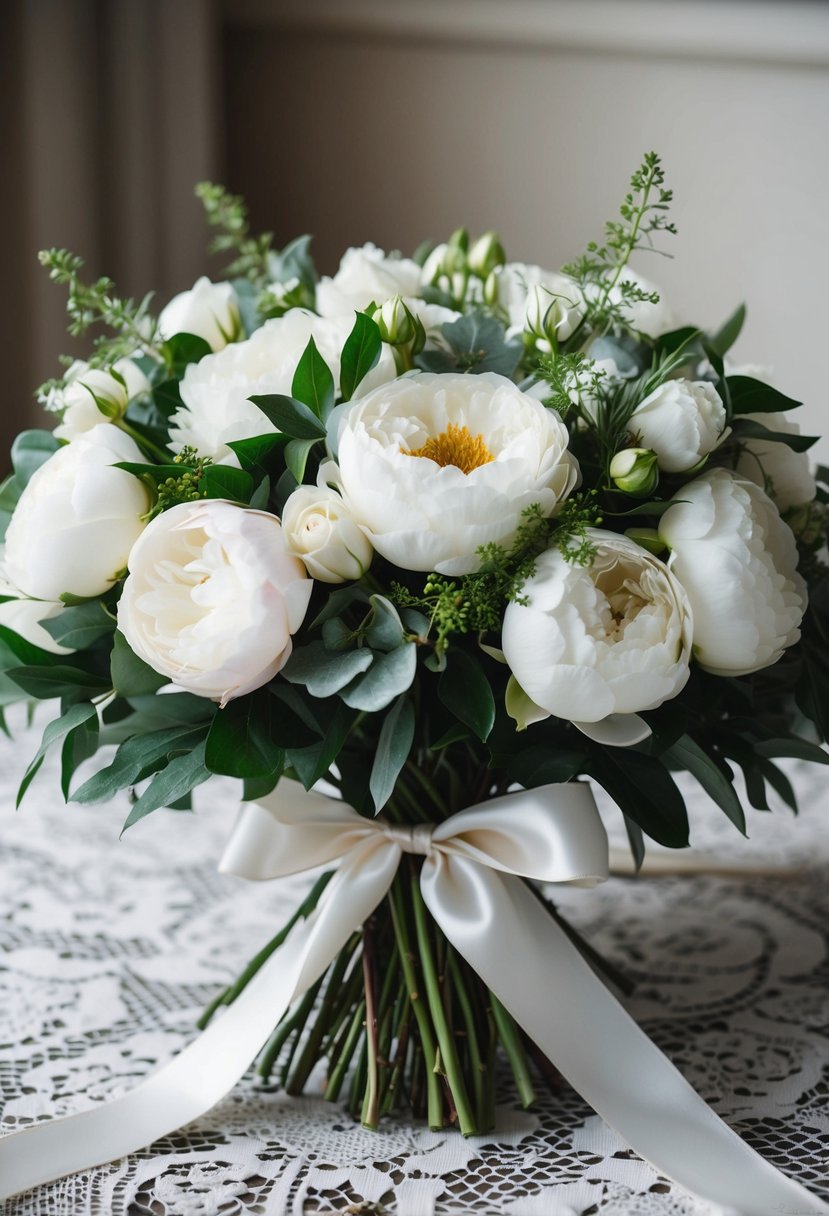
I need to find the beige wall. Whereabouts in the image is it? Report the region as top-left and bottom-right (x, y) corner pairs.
(224, 0), (829, 459)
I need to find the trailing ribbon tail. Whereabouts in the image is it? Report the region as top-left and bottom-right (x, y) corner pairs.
(0, 781), (826, 1214)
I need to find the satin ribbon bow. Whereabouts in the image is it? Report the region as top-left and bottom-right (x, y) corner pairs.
(0, 781), (826, 1215)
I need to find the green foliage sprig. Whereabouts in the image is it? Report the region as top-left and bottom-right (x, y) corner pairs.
(563, 151), (676, 335)
(36, 248), (160, 390)
(195, 181), (273, 283)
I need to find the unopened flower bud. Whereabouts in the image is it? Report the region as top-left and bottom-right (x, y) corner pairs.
(451, 270), (469, 304)
(610, 447), (659, 497)
(372, 295), (418, 347)
(468, 231), (506, 278)
(447, 227), (470, 254)
(523, 284), (582, 347)
(483, 270), (500, 307)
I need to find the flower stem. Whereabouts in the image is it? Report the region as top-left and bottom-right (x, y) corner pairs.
(325, 999), (366, 1101)
(447, 949), (490, 1131)
(490, 993), (536, 1110)
(286, 934), (359, 1095)
(256, 977), (323, 1082)
(410, 875), (477, 1135)
(360, 920), (381, 1129)
(388, 879), (443, 1130)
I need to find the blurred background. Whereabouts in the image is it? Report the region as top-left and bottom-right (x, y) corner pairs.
(3, 0), (829, 467)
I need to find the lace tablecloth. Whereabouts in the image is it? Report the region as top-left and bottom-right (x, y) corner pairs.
(1, 714), (827, 1216)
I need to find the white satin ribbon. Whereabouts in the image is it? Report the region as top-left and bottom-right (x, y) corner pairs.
(0, 780), (825, 1215)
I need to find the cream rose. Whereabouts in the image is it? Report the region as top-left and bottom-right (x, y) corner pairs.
(659, 467), (806, 675)
(52, 358), (151, 441)
(4, 425), (149, 600)
(329, 371), (578, 575)
(157, 276), (241, 351)
(169, 311), (397, 461)
(502, 531), (692, 723)
(629, 379), (727, 473)
(316, 244), (423, 318)
(118, 500), (312, 704)
(282, 485), (373, 583)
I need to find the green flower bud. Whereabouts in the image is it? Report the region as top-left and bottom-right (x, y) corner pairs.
(372, 295), (418, 347)
(610, 447), (659, 497)
(447, 226), (470, 254)
(483, 270), (500, 307)
(624, 526), (667, 556)
(468, 231), (506, 278)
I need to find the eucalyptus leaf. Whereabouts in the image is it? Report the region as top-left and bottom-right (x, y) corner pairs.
(42, 601), (115, 650)
(369, 695), (415, 813)
(122, 740), (211, 831)
(73, 724), (208, 804)
(365, 595), (405, 652)
(340, 644), (416, 712)
(417, 313), (521, 377)
(283, 641), (373, 698)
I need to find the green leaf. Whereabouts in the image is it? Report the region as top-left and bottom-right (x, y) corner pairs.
(17, 702), (98, 806)
(291, 336), (335, 420)
(227, 433), (290, 477)
(111, 630), (167, 697)
(589, 751), (690, 848)
(162, 332), (213, 374)
(507, 743), (587, 788)
(284, 437), (320, 484)
(7, 664), (109, 700)
(755, 736), (829, 765)
(73, 725), (208, 803)
(205, 690), (284, 779)
(122, 740), (211, 831)
(0, 623), (69, 669)
(662, 735), (746, 835)
(728, 417), (816, 452)
(42, 601), (115, 650)
(370, 695), (415, 814)
(248, 394), (327, 440)
(267, 233), (318, 292)
(708, 303), (746, 358)
(11, 430), (60, 488)
(339, 313), (382, 401)
(623, 815), (646, 871)
(340, 644), (416, 712)
(756, 756), (798, 811)
(286, 703), (351, 788)
(365, 595), (406, 652)
(200, 464), (254, 502)
(60, 712), (99, 800)
(438, 648), (495, 741)
(727, 375), (802, 416)
(417, 313), (522, 377)
(0, 473), (22, 541)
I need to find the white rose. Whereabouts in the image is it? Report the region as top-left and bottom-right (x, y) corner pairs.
(502, 531), (692, 723)
(169, 311), (397, 461)
(629, 379), (727, 473)
(0, 560), (71, 655)
(316, 244), (423, 318)
(659, 467), (806, 675)
(4, 425), (149, 600)
(53, 358), (151, 441)
(118, 500), (313, 704)
(282, 486), (373, 583)
(330, 371), (578, 575)
(157, 276), (241, 351)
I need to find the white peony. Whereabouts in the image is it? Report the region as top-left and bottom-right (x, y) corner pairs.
(659, 467), (806, 675)
(169, 311), (397, 461)
(629, 379), (727, 473)
(157, 276), (241, 351)
(316, 244), (424, 318)
(502, 531), (692, 723)
(52, 358), (151, 441)
(118, 500), (313, 704)
(4, 425), (149, 600)
(282, 485), (373, 583)
(329, 371), (579, 575)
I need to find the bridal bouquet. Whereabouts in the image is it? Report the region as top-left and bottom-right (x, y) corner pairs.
(1, 154), (828, 1208)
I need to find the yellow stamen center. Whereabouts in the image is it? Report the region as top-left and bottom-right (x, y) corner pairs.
(405, 422), (494, 474)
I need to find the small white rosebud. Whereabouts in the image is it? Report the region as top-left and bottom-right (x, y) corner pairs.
(468, 231), (506, 279)
(53, 358), (151, 441)
(157, 276), (241, 351)
(372, 296), (418, 347)
(523, 284), (582, 348)
(631, 379), (727, 473)
(610, 447), (659, 496)
(282, 485), (373, 584)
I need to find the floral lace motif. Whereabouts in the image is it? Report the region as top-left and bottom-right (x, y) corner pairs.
(1, 720), (827, 1216)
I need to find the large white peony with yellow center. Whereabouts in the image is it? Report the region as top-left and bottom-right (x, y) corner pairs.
(328, 372), (578, 574)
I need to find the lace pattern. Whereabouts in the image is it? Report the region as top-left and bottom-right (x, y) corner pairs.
(1, 715), (827, 1215)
